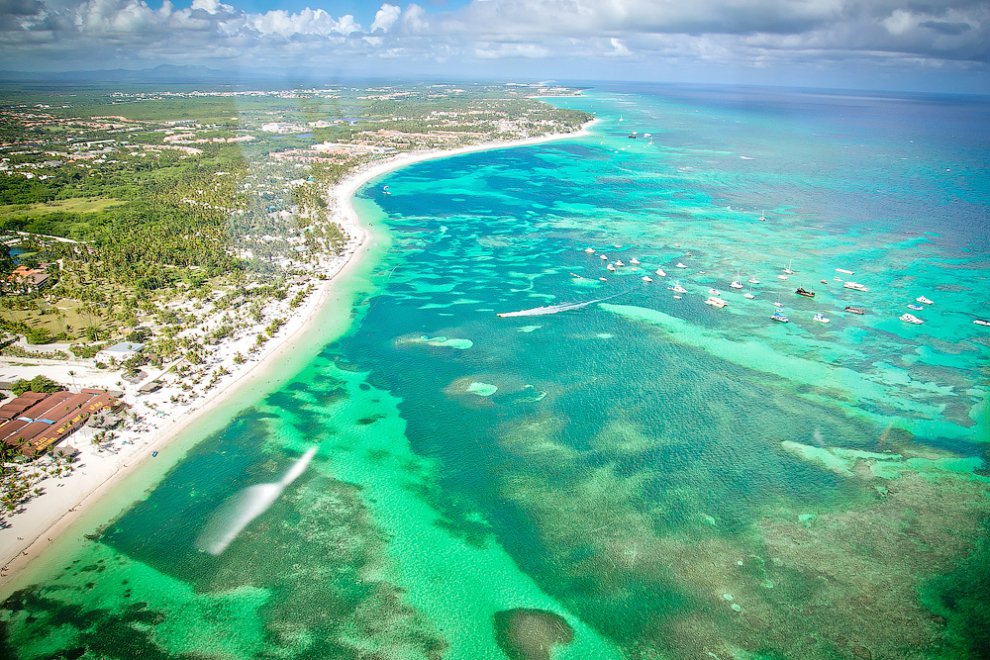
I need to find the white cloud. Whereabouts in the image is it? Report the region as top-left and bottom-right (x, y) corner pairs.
(609, 37), (631, 57)
(371, 3), (400, 33)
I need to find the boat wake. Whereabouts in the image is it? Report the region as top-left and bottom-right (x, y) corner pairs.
(497, 290), (630, 318)
(195, 446), (318, 556)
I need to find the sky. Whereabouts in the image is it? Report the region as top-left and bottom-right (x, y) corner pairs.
(0, 0), (988, 93)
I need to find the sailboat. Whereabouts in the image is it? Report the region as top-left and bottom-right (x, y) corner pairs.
(759, 209), (766, 222)
(783, 258), (795, 275)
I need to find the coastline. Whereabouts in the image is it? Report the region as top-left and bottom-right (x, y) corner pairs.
(0, 119), (596, 587)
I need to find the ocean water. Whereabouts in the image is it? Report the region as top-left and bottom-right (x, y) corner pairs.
(2, 84), (989, 659)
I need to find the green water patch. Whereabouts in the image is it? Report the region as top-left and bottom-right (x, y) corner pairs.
(601, 303), (982, 441)
(781, 440), (990, 483)
(396, 334), (474, 350)
(467, 381), (499, 397)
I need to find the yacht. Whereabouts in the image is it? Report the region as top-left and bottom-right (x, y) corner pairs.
(907, 304), (923, 311)
(655, 268), (667, 277)
(676, 262), (688, 268)
(748, 276), (760, 284)
(836, 268), (854, 275)
(730, 280), (743, 289)
(705, 297), (728, 308)
(743, 293), (755, 299)
(974, 319), (990, 327)
(630, 258), (641, 265)
(641, 276), (653, 283)
(916, 296), (933, 305)
(900, 313), (924, 324)
(709, 288), (721, 296)
(615, 260), (625, 267)
(770, 309), (789, 323)
(813, 313), (830, 324)
(773, 300), (784, 308)
(600, 254), (609, 260)
(843, 281), (869, 292)
(584, 247), (596, 254)
(669, 282), (687, 294)
(607, 263), (616, 272)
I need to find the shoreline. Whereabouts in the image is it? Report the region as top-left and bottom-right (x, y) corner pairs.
(0, 119), (595, 586)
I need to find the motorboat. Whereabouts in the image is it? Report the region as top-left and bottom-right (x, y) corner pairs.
(709, 288), (721, 296)
(844, 306), (866, 315)
(796, 287), (815, 298)
(730, 280), (743, 289)
(777, 275), (789, 280)
(630, 258), (641, 265)
(655, 268), (666, 277)
(900, 313), (924, 324)
(748, 277), (760, 284)
(641, 276), (653, 283)
(743, 293), (755, 299)
(974, 319), (990, 327)
(843, 281), (869, 292)
(615, 260), (625, 267)
(607, 263), (616, 272)
(585, 247), (596, 254)
(836, 268), (854, 275)
(907, 304), (923, 311)
(600, 254), (609, 260)
(916, 296), (933, 305)
(770, 310), (789, 323)
(813, 313), (830, 324)
(676, 262), (688, 268)
(669, 282), (687, 294)
(705, 297), (728, 308)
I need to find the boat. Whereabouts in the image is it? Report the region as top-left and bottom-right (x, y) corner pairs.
(655, 268), (666, 277)
(843, 281), (869, 292)
(813, 312), (830, 324)
(795, 287), (815, 298)
(916, 296), (933, 305)
(900, 313), (924, 324)
(584, 247), (596, 254)
(907, 304), (923, 311)
(673, 295), (682, 300)
(974, 319), (990, 327)
(599, 277), (608, 282)
(777, 275), (789, 280)
(615, 260), (625, 267)
(607, 263), (616, 272)
(748, 277), (760, 284)
(730, 280), (743, 289)
(641, 276), (653, 283)
(709, 288), (721, 296)
(630, 258), (641, 265)
(600, 254), (609, 261)
(759, 210), (766, 222)
(669, 282), (687, 294)
(569, 272), (585, 279)
(676, 262), (687, 268)
(628, 131), (638, 139)
(836, 268), (854, 275)
(773, 301), (784, 308)
(770, 310), (789, 323)
(743, 293), (755, 299)
(820, 279), (828, 285)
(783, 259), (795, 275)
(844, 306), (866, 315)
(705, 297), (728, 308)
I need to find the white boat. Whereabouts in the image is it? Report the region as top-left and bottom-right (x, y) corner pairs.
(900, 313), (924, 324)
(709, 288), (721, 295)
(607, 263), (616, 272)
(748, 277), (760, 284)
(730, 280), (743, 289)
(641, 276), (653, 283)
(705, 297), (728, 308)
(813, 313), (830, 324)
(584, 247), (595, 254)
(615, 260), (625, 267)
(599, 277), (608, 282)
(743, 293), (755, 299)
(836, 268), (854, 275)
(916, 296), (933, 305)
(676, 262), (687, 268)
(773, 301), (784, 308)
(777, 275), (789, 280)
(759, 210), (766, 222)
(600, 254), (608, 260)
(974, 319), (990, 327)
(770, 309), (789, 323)
(907, 304), (923, 311)
(783, 259), (795, 275)
(673, 295), (682, 300)
(669, 282), (687, 294)
(843, 281), (869, 292)
(655, 268), (666, 277)
(630, 258), (641, 265)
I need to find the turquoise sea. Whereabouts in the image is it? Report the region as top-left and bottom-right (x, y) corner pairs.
(2, 84), (989, 659)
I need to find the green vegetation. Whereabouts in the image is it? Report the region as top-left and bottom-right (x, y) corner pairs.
(10, 375), (62, 396)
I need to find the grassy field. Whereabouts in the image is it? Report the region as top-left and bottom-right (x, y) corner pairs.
(1, 298), (103, 344)
(0, 197), (123, 221)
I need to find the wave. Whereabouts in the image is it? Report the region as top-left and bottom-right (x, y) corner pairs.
(497, 290), (630, 318)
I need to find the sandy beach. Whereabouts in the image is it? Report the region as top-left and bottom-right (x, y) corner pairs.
(0, 120), (594, 584)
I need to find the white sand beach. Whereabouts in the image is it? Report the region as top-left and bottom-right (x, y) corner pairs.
(0, 120), (595, 582)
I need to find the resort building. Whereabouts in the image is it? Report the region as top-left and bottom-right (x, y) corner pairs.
(95, 342), (144, 364)
(0, 389), (122, 457)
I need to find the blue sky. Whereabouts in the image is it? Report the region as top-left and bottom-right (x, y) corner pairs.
(1, 1), (987, 93)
